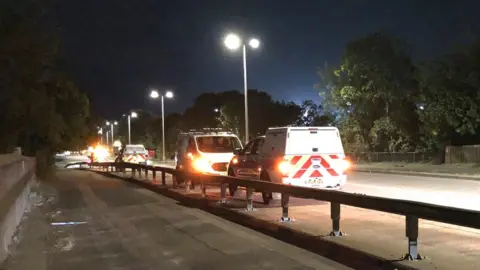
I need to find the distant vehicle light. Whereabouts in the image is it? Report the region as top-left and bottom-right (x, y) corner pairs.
(94, 146), (108, 160)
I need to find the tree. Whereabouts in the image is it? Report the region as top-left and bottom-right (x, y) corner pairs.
(297, 100), (335, 126)
(0, 0), (94, 178)
(419, 42), (480, 160)
(318, 33), (420, 152)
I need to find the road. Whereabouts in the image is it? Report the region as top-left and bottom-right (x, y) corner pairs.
(4, 169), (350, 270)
(60, 156), (480, 211)
(344, 171), (480, 211)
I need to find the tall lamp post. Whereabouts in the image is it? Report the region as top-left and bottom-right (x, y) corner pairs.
(127, 112), (138, 144)
(106, 121), (118, 146)
(224, 33), (260, 143)
(150, 89), (174, 161)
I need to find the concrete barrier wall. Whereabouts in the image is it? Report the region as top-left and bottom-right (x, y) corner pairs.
(0, 154), (36, 264)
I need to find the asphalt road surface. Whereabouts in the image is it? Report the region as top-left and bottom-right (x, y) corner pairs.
(59, 157), (480, 211)
(344, 171), (480, 211)
(4, 170), (350, 270)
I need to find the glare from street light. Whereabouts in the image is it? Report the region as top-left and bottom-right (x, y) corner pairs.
(106, 121), (110, 125)
(114, 121), (118, 125)
(165, 91), (174, 99)
(224, 33), (241, 50)
(214, 108), (219, 112)
(131, 112), (138, 118)
(150, 90), (159, 99)
(249, 38), (260, 49)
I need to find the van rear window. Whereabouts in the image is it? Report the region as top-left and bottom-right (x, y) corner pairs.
(125, 146), (146, 153)
(286, 129), (344, 155)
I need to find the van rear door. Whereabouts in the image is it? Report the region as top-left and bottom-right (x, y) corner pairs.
(284, 128), (347, 185)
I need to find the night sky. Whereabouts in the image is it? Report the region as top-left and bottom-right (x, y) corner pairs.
(57, 0), (480, 119)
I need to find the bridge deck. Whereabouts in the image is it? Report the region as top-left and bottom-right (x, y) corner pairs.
(2, 170), (349, 270)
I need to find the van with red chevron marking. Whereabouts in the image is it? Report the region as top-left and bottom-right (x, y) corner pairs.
(227, 126), (350, 204)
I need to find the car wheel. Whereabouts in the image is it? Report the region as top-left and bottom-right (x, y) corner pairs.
(260, 172), (272, 205)
(228, 168), (238, 196)
(175, 166), (184, 184)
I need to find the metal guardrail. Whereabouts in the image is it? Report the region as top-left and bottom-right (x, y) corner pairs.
(65, 161), (480, 261)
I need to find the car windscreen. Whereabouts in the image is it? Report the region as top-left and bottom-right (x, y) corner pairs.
(195, 136), (242, 153)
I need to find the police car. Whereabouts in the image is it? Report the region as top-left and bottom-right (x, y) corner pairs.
(227, 126), (350, 204)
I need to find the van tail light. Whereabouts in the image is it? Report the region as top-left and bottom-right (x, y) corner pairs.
(278, 160), (292, 177)
(335, 158), (351, 172)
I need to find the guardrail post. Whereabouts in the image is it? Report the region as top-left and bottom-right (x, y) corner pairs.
(172, 172), (177, 188)
(329, 202), (343, 236)
(280, 193), (292, 222)
(161, 171), (166, 186)
(152, 170), (157, 182)
(201, 179), (206, 198)
(185, 178), (191, 193)
(405, 215), (422, 260)
(246, 187), (254, 211)
(144, 166), (148, 178)
(132, 166), (136, 177)
(219, 183), (227, 204)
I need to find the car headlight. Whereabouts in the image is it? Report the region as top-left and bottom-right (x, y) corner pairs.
(193, 158), (211, 172)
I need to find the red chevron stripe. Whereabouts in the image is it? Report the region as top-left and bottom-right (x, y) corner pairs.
(310, 170), (323, 177)
(290, 156), (302, 165)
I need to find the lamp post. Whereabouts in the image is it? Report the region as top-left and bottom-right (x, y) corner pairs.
(150, 89), (174, 161)
(106, 121), (118, 146)
(127, 112), (138, 144)
(224, 33), (260, 143)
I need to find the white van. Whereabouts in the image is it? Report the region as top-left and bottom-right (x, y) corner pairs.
(227, 126), (350, 203)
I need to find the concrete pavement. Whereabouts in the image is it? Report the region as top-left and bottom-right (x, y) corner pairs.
(104, 169), (480, 270)
(2, 170), (351, 270)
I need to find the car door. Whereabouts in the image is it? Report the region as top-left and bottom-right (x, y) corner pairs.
(235, 140), (254, 177)
(237, 138), (264, 177)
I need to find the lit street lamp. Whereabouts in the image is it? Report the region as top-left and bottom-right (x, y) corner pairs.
(127, 111), (138, 144)
(224, 33), (260, 142)
(150, 89), (174, 161)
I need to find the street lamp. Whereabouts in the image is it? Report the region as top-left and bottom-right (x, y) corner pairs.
(106, 121), (117, 146)
(150, 89), (174, 161)
(127, 111), (138, 144)
(224, 33), (260, 142)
